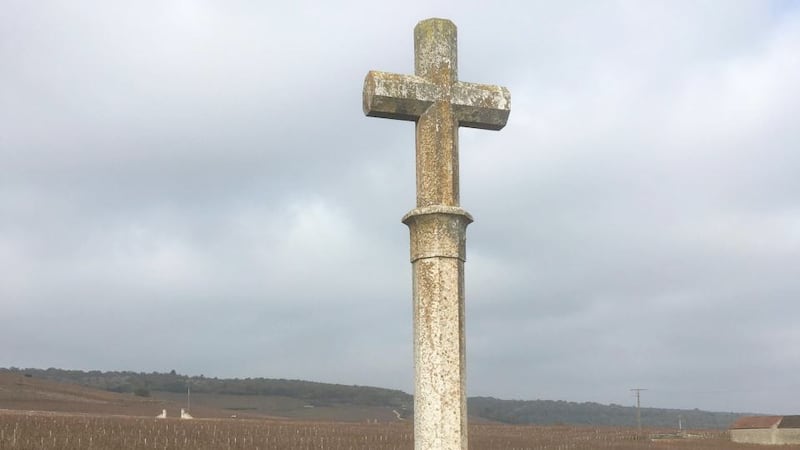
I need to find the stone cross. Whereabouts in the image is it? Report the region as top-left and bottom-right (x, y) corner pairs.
(363, 18), (510, 450)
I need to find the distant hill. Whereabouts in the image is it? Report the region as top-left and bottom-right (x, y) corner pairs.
(1, 367), (413, 422)
(1, 368), (745, 428)
(468, 397), (742, 429)
(3, 367), (410, 408)
(0, 371), (227, 418)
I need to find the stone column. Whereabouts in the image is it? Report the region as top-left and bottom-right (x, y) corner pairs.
(403, 205), (473, 450)
(363, 18), (510, 450)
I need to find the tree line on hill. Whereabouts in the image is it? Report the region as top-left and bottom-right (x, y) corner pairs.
(468, 397), (742, 429)
(4, 367), (410, 409)
(2, 368), (743, 429)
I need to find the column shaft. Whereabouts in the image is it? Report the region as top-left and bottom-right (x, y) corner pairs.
(403, 205), (472, 450)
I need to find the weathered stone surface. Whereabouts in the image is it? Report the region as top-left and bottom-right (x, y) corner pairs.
(402, 206), (472, 262)
(411, 255), (467, 449)
(363, 73), (510, 130)
(403, 205), (472, 449)
(363, 18), (510, 134)
(451, 82), (510, 130)
(363, 17), (510, 450)
(363, 18), (510, 209)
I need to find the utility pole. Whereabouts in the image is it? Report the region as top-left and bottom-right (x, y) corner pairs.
(631, 388), (647, 435)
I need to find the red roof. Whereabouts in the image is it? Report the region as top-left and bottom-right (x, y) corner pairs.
(731, 416), (783, 429)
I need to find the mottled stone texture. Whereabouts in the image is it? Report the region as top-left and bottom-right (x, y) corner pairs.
(403, 206), (471, 449)
(363, 19), (510, 208)
(363, 17), (510, 450)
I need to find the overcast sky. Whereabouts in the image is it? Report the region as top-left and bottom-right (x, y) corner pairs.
(2, 1), (799, 415)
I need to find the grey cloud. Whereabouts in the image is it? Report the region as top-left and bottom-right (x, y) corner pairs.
(2, 0), (799, 415)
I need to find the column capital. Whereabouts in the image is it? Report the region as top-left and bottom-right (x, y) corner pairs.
(403, 205), (473, 262)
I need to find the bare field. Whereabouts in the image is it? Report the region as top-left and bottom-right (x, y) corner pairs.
(0, 374), (791, 449)
(1, 409), (794, 450)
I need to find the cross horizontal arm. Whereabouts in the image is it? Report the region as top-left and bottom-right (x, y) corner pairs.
(363, 71), (440, 121)
(363, 71), (510, 130)
(452, 82), (511, 130)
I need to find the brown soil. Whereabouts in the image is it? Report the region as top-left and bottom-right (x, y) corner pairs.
(0, 372), (225, 419)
